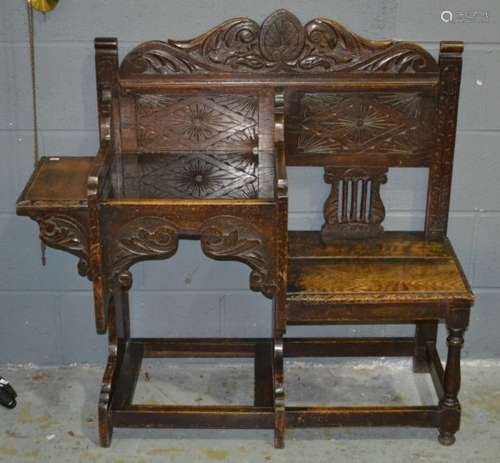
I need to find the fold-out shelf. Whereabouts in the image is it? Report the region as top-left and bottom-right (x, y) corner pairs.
(17, 156), (93, 211)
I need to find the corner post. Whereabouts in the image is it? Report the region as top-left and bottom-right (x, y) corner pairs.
(90, 38), (118, 334)
(273, 87), (287, 449)
(425, 41), (463, 240)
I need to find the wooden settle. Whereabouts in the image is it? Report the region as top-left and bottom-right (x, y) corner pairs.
(16, 9), (473, 448)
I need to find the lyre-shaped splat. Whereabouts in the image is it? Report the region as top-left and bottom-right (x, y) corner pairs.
(321, 166), (388, 241)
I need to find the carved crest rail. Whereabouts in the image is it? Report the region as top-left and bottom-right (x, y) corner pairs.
(121, 9), (438, 76)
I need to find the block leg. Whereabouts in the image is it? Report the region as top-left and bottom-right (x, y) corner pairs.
(413, 321), (438, 373)
(273, 337), (285, 449)
(98, 283), (131, 447)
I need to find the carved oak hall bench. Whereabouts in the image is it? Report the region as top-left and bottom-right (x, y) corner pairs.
(16, 9), (473, 449)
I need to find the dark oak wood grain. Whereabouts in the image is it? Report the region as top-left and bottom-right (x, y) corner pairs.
(282, 21), (471, 449)
(16, 9), (473, 449)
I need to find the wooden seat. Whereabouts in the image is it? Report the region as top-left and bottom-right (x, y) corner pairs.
(288, 231), (473, 307)
(281, 18), (473, 447)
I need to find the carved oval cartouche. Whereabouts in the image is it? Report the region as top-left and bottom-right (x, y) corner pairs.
(259, 9), (305, 63)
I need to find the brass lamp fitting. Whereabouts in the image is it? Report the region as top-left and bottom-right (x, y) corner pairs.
(27, 0), (59, 13)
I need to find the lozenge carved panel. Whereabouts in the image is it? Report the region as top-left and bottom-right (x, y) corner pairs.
(135, 94), (258, 152)
(120, 152), (259, 200)
(296, 92), (435, 158)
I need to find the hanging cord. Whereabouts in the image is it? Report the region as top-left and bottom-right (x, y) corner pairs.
(26, 3), (40, 165)
(26, 2), (46, 265)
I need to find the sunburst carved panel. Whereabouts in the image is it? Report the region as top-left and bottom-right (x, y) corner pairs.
(135, 94), (258, 151)
(297, 92), (435, 156)
(123, 153), (258, 199)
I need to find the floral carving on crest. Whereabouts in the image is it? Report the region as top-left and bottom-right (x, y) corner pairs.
(120, 9), (438, 75)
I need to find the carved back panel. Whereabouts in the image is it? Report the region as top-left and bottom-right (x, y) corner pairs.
(96, 10), (463, 241)
(117, 92), (264, 154)
(289, 91), (436, 161)
(282, 39), (462, 242)
(286, 86), (440, 241)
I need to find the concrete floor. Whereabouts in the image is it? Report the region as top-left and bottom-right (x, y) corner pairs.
(0, 359), (499, 463)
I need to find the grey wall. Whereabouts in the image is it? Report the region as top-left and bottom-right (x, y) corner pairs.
(1, 0), (499, 365)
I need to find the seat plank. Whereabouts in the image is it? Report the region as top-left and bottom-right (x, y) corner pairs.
(287, 232), (473, 305)
(289, 259), (467, 294)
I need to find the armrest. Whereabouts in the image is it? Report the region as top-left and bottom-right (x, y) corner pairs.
(274, 113), (288, 200)
(87, 142), (113, 201)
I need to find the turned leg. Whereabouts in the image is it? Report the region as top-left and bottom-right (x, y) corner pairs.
(438, 320), (466, 445)
(273, 337), (285, 449)
(413, 321), (438, 373)
(438, 327), (464, 446)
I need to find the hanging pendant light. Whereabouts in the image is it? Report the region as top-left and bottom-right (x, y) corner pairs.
(27, 0), (59, 14)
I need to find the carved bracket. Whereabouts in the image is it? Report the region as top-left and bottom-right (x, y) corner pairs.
(36, 214), (91, 278)
(120, 9), (437, 76)
(108, 216), (179, 289)
(321, 166), (388, 241)
(106, 215), (276, 298)
(200, 216), (276, 298)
